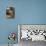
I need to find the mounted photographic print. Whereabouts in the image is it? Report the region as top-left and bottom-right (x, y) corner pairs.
(6, 7), (15, 18)
(18, 24), (46, 41)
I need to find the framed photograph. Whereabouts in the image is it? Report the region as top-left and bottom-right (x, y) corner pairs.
(18, 24), (46, 42)
(6, 7), (15, 18)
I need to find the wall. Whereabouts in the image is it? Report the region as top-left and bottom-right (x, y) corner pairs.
(16, 0), (46, 24)
(0, 0), (46, 44)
